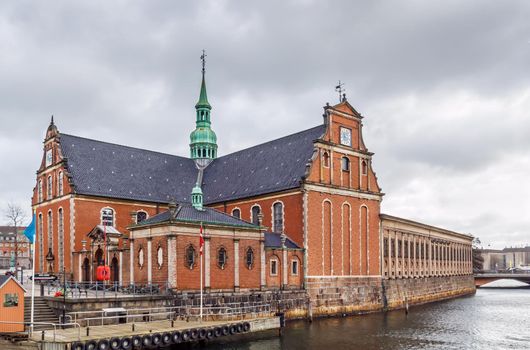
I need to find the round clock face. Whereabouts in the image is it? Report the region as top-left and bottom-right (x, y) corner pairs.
(340, 128), (352, 146)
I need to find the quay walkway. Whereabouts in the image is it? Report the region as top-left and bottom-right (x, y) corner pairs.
(32, 317), (280, 350)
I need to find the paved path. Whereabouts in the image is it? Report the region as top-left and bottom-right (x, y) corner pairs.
(31, 318), (261, 343)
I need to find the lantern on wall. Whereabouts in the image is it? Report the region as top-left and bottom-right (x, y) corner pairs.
(96, 265), (110, 281)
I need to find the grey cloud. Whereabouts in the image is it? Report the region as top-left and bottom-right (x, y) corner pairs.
(0, 0), (529, 248)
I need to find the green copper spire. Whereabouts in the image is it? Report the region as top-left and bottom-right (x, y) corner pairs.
(195, 73), (211, 109)
(190, 50), (218, 165)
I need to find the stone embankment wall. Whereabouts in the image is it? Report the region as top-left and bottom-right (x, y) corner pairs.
(45, 289), (309, 321)
(306, 275), (475, 317)
(45, 276), (474, 321)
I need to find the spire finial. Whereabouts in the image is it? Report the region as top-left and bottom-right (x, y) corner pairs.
(50, 115), (54, 125)
(200, 49), (207, 75)
(335, 81), (345, 103)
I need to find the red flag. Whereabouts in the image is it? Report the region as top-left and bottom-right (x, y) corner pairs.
(199, 223), (204, 256)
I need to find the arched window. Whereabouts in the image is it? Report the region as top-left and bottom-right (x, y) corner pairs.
(95, 248), (103, 266)
(362, 160), (368, 175)
(101, 208), (114, 226)
(58, 208), (64, 268)
(38, 213), (43, 271)
(322, 152), (330, 168)
(218, 247), (227, 269)
(136, 211), (148, 223)
(232, 208), (241, 219)
(341, 156), (350, 171)
(251, 205), (261, 225)
(273, 202), (284, 233)
(47, 175), (53, 199)
(157, 246), (163, 269)
(138, 247), (144, 268)
(186, 245), (196, 269)
(246, 247), (254, 269)
(58, 172), (64, 196)
(38, 180), (43, 203)
(47, 210), (53, 251)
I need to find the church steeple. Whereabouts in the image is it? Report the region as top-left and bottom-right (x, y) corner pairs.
(190, 50), (218, 168)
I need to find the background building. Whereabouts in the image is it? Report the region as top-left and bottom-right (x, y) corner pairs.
(0, 226), (30, 269)
(480, 247), (530, 272)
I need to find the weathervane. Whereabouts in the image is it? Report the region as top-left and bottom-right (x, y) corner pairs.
(335, 80), (346, 102)
(200, 49), (207, 74)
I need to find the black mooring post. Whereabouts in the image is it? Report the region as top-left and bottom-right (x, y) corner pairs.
(86, 327), (90, 336)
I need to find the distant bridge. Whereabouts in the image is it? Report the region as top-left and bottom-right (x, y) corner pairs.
(474, 273), (530, 287)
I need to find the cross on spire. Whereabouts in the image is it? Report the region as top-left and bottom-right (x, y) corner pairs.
(335, 80), (346, 102)
(200, 49), (207, 74)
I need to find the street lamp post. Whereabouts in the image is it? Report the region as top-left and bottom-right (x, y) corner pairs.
(62, 267), (66, 326)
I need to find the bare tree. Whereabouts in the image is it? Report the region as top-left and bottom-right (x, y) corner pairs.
(472, 237), (484, 273)
(4, 202), (28, 268)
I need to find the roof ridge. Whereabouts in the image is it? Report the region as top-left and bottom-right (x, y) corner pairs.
(60, 133), (191, 161)
(215, 124), (324, 160)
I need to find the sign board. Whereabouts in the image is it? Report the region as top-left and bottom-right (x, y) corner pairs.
(29, 273), (58, 282)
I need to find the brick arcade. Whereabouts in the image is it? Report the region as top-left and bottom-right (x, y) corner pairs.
(30, 60), (475, 314)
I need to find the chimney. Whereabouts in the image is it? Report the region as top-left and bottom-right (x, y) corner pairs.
(168, 201), (178, 218)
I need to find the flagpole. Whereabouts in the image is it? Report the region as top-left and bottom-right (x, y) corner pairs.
(200, 246), (203, 323)
(30, 213), (36, 336)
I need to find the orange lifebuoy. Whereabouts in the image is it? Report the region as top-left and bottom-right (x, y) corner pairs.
(96, 265), (111, 281)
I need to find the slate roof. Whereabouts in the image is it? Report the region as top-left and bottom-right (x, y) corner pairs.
(60, 134), (197, 203)
(137, 204), (258, 229)
(264, 232), (301, 249)
(202, 125), (325, 203)
(59, 124), (325, 204)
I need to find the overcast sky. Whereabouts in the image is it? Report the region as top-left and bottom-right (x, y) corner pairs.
(1, 1), (529, 249)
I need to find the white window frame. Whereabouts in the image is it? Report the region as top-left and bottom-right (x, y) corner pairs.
(270, 257), (279, 276)
(250, 205), (262, 226)
(291, 259), (299, 276)
(58, 172), (64, 196)
(38, 180), (43, 203)
(231, 207), (241, 219)
(135, 210), (148, 224)
(47, 175), (53, 200)
(271, 201), (285, 233)
(341, 156), (350, 172)
(322, 151), (330, 168)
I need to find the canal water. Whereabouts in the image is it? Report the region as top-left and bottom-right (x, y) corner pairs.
(195, 287), (530, 350)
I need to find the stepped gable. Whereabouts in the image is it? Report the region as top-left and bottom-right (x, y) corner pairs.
(138, 204), (258, 229)
(60, 134), (197, 203)
(202, 125), (325, 204)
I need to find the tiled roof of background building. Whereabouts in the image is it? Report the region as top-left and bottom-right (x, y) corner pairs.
(59, 124), (325, 204)
(138, 204), (258, 229)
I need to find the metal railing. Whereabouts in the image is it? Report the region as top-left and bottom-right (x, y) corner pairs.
(42, 280), (170, 298)
(0, 321), (81, 341)
(69, 302), (272, 327)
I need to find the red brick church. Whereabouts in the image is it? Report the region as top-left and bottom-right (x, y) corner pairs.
(31, 60), (473, 295)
